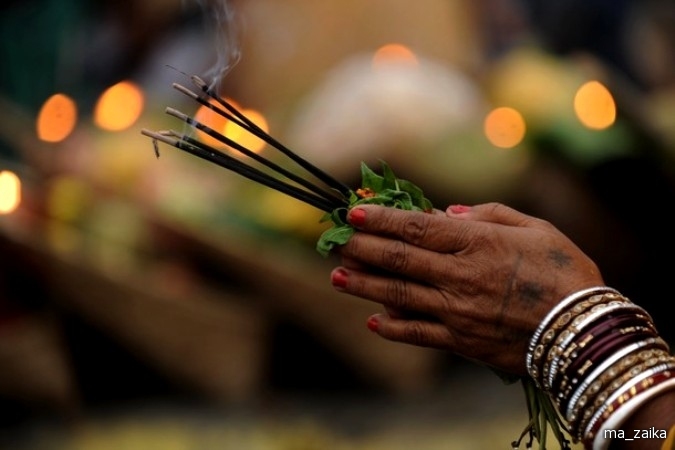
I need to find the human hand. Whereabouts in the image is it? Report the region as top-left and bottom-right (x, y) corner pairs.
(330, 202), (605, 375)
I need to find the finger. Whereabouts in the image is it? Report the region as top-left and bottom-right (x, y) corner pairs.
(339, 255), (404, 279)
(347, 205), (478, 253)
(367, 313), (456, 350)
(339, 232), (456, 283)
(330, 266), (447, 315)
(446, 202), (554, 230)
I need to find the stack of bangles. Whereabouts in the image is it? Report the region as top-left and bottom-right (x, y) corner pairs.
(526, 286), (675, 450)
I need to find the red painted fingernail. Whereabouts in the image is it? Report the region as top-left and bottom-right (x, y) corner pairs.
(366, 315), (379, 332)
(331, 268), (348, 289)
(449, 204), (471, 214)
(348, 208), (366, 227)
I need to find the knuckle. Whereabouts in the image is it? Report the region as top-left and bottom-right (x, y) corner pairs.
(532, 217), (556, 231)
(385, 278), (410, 310)
(382, 240), (409, 273)
(403, 321), (427, 346)
(452, 220), (477, 249)
(401, 213), (431, 245)
(485, 201), (506, 214)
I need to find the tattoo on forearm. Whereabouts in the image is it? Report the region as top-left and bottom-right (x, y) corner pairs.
(495, 254), (544, 330)
(497, 253), (545, 342)
(500, 282), (545, 344)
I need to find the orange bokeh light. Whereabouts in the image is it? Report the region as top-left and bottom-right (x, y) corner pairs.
(36, 93), (77, 143)
(94, 81), (144, 131)
(484, 107), (527, 149)
(0, 170), (21, 214)
(574, 81), (616, 130)
(372, 43), (418, 69)
(194, 100), (231, 148)
(224, 109), (269, 154)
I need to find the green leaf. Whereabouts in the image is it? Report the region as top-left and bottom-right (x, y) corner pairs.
(380, 160), (398, 190)
(360, 161), (384, 191)
(316, 160), (434, 258)
(397, 178), (430, 209)
(316, 224), (355, 257)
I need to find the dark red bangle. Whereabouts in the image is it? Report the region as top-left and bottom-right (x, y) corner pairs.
(554, 314), (654, 386)
(553, 327), (658, 398)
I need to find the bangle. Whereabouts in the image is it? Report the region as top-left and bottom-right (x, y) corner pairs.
(555, 314), (656, 395)
(565, 338), (668, 421)
(527, 286), (620, 385)
(588, 366), (675, 450)
(560, 325), (658, 389)
(544, 301), (640, 390)
(578, 359), (673, 436)
(583, 361), (675, 440)
(591, 359), (673, 412)
(571, 349), (672, 437)
(529, 291), (620, 384)
(522, 285), (674, 450)
(554, 329), (665, 410)
(561, 312), (650, 362)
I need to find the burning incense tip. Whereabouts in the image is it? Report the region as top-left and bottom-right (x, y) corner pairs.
(191, 76), (208, 91)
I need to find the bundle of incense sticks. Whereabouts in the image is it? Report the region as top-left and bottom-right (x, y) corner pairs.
(141, 75), (352, 213)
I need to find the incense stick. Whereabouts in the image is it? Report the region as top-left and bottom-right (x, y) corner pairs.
(143, 74), (356, 214)
(164, 105), (345, 206)
(142, 129), (338, 213)
(190, 76), (352, 197)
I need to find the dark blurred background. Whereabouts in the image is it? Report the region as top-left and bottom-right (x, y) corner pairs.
(1, 0), (674, 449)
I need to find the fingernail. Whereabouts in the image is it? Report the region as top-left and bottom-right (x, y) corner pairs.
(331, 268), (348, 289)
(366, 315), (379, 332)
(348, 208), (366, 227)
(448, 204), (471, 214)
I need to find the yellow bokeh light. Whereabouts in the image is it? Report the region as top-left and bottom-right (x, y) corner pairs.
(0, 170), (21, 214)
(36, 93), (78, 142)
(94, 81), (145, 131)
(372, 43), (418, 69)
(484, 107), (527, 149)
(574, 80), (616, 130)
(223, 109), (269, 154)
